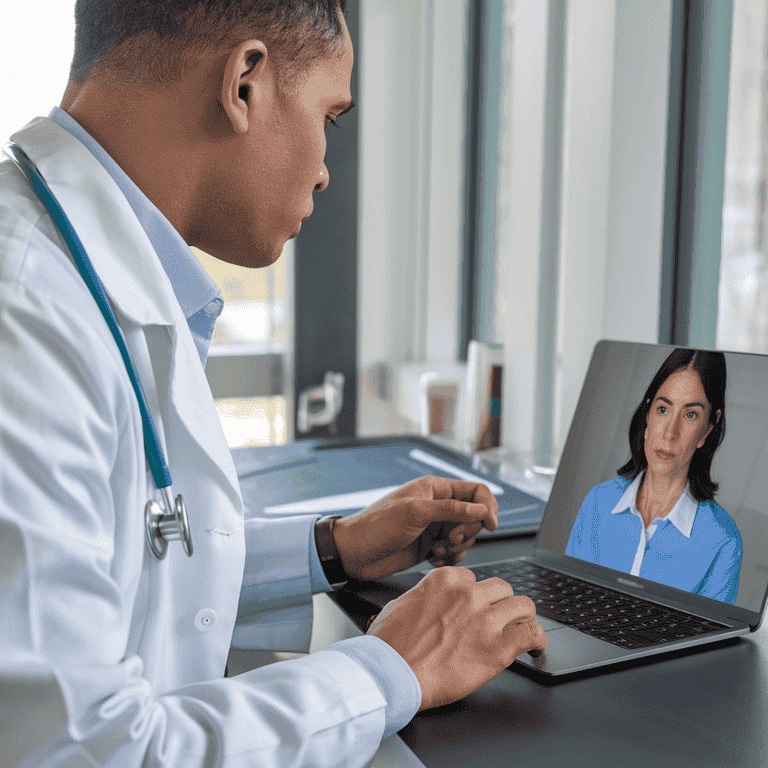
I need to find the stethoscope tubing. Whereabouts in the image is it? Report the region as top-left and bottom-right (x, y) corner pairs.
(3, 141), (192, 558)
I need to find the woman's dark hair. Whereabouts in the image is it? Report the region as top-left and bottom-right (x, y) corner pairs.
(70, 0), (348, 86)
(617, 348), (727, 502)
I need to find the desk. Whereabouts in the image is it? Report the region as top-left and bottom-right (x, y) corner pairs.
(321, 535), (768, 768)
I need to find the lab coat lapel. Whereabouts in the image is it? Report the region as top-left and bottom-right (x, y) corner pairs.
(10, 117), (241, 505)
(163, 316), (243, 510)
(11, 117), (175, 328)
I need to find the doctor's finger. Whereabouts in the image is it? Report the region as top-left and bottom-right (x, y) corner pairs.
(428, 520), (481, 547)
(428, 537), (476, 566)
(494, 593), (537, 622)
(427, 478), (498, 506)
(500, 617), (548, 662)
(410, 497), (498, 532)
(488, 597), (540, 640)
(474, 576), (515, 605)
(448, 521), (482, 543)
(430, 532), (478, 559)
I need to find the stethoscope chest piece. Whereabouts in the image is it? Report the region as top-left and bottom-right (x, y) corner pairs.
(145, 487), (194, 559)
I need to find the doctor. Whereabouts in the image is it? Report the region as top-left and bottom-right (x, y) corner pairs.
(0, 1), (547, 766)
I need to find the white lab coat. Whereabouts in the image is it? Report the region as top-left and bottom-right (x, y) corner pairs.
(0, 118), (386, 767)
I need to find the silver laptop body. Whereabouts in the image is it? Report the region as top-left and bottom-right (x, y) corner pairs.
(502, 339), (768, 676)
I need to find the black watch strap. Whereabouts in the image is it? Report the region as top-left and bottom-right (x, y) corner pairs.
(314, 515), (348, 588)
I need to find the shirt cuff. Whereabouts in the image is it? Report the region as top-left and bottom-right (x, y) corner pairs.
(239, 514), (318, 614)
(308, 515), (333, 594)
(327, 635), (422, 740)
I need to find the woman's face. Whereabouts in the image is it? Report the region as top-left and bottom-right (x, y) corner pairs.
(644, 367), (719, 483)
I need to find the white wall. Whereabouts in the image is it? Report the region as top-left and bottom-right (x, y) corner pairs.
(357, 0), (424, 374)
(552, 0), (617, 447)
(357, 0), (469, 435)
(422, 2), (469, 363)
(602, 0), (672, 345)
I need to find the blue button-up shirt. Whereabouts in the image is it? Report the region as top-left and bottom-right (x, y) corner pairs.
(565, 476), (743, 603)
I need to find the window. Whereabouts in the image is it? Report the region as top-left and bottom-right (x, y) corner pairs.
(479, 0), (673, 465)
(196, 246), (294, 448)
(717, 0), (768, 353)
(356, 0), (675, 461)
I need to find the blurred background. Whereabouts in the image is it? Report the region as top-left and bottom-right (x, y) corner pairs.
(2, 0), (766, 465)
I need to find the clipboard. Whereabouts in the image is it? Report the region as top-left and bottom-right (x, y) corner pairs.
(232, 435), (544, 538)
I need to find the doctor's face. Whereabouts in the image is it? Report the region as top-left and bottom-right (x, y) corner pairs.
(643, 367), (718, 483)
(207, 17), (354, 268)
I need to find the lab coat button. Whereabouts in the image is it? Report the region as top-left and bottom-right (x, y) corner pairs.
(195, 608), (217, 632)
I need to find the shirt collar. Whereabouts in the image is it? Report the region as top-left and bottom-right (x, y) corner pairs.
(47, 106), (221, 324)
(610, 471), (698, 538)
(610, 473), (644, 518)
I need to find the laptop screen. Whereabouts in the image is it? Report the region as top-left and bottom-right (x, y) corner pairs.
(536, 341), (768, 614)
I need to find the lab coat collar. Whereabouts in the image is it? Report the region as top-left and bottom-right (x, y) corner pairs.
(610, 471), (698, 537)
(10, 117), (177, 328)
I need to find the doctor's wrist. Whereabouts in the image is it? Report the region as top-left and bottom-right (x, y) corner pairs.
(314, 515), (349, 588)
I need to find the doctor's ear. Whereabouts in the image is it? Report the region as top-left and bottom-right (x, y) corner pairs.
(221, 39), (269, 135)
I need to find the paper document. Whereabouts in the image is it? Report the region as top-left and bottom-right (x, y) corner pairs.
(263, 486), (402, 516)
(408, 449), (504, 495)
(260, 448), (504, 516)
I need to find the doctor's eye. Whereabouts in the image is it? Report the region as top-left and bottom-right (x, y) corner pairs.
(656, 405), (668, 415)
(685, 410), (699, 420)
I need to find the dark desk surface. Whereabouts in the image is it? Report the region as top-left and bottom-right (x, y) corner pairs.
(330, 535), (768, 768)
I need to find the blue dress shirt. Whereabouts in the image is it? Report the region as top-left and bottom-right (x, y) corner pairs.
(47, 107), (419, 738)
(565, 476), (743, 603)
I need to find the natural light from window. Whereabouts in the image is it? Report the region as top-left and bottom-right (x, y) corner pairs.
(1, 4), (76, 143)
(717, 0), (768, 353)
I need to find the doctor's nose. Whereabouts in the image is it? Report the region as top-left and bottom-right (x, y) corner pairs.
(315, 163), (329, 192)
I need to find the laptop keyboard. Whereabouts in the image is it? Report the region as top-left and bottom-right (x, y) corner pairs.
(468, 560), (727, 650)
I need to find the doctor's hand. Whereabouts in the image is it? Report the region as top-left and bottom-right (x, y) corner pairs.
(332, 476), (497, 582)
(367, 567), (548, 710)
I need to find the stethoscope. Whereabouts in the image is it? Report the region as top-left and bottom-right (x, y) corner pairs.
(3, 142), (193, 560)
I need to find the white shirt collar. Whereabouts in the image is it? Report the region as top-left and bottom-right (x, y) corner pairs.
(610, 471), (698, 538)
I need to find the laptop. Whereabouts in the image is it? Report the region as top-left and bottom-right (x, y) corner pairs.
(358, 340), (768, 677)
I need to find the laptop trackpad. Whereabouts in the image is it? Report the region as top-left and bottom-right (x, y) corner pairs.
(537, 616), (565, 631)
(516, 625), (628, 675)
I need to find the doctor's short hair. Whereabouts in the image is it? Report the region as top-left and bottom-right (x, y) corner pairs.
(617, 348), (727, 503)
(69, 0), (348, 88)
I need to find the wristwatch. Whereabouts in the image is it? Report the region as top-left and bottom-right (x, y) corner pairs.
(314, 515), (349, 588)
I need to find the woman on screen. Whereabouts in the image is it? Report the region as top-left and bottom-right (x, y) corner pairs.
(565, 348), (743, 604)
